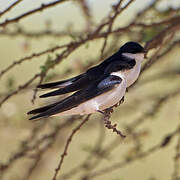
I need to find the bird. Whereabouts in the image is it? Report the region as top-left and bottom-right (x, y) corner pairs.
(27, 41), (146, 120)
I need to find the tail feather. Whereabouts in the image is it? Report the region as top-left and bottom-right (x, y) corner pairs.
(39, 74), (88, 98)
(29, 113), (49, 120)
(38, 74), (83, 89)
(27, 101), (59, 115)
(37, 80), (71, 89)
(39, 89), (66, 98)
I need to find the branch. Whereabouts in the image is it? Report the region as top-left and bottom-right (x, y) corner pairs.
(100, 0), (124, 58)
(0, 73), (40, 107)
(52, 115), (90, 180)
(0, 0), (69, 27)
(0, 0), (23, 18)
(85, 126), (180, 179)
(145, 18), (180, 51)
(101, 105), (126, 138)
(0, 44), (67, 79)
(0, 115), (79, 177)
(172, 131), (180, 180)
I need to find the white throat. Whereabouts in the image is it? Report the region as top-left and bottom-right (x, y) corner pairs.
(122, 53), (144, 62)
(121, 52), (145, 87)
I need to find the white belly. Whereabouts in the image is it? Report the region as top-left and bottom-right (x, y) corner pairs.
(53, 75), (126, 116)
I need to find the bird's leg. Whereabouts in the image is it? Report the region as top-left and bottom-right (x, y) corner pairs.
(98, 110), (105, 115)
(126, 88), (129, 92)
(105, 107), (114, 114)
(98, 109), (111, 118)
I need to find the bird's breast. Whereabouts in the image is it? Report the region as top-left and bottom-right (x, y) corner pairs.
(126, 62), (141, 87)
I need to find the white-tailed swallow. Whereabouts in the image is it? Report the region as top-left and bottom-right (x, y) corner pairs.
(27, 42), (145, 120)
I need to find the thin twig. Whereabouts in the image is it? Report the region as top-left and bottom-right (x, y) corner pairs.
(85, 126), (180, 179)
(52, 115), (90, 180)
(0, 0), (23, 18)
(0, 0), (69, 27)
(102, 109), (126, 138)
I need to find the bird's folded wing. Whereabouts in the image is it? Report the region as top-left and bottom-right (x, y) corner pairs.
(37, 74), (84, 89)
(39, 60), (135, 98)
(39, 66), (106, 98)
(38, 51), (135, 97)
(39, 74), (89, 98)
(104, 60), (136, 74)
(28, 75), (122, 120)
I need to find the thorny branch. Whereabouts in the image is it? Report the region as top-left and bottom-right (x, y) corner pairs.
(99, 98), (126, 138)
(0, 0), (70, 27)
(52, 115), (90, 180)
(0, 15), (179, 39)
(172, 131), (180, 180)
(0, 0), (23, 18)
(0, 115), (80, 178)
(60, 87), (180, 180)
(84, 126), (180, 180)
(0, 0), (180, 180)
(0, 44), (67, 79)
(100, 0), (124, 58)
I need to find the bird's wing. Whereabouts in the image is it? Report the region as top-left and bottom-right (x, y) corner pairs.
(104, 60), (136, 74)
(28, 75), (123, 120)
(39, 73), (89, 98)
(38, 65), (106, 98)
(99, 50), (136, 68)
(38, 52), (135, 98)
(39, 60), (135, 98)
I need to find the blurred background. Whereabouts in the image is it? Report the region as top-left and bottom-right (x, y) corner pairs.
(0, 0), (180, 180)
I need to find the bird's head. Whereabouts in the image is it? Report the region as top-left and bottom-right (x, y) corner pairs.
(119, 42), (146, 62)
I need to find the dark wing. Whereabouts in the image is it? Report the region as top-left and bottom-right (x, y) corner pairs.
(28, 75), (122, 120)
(38, 51), (135, 98)
(104, 60), (136, 74)
(39, 73), (89, 98)
(39, 66), (105, 98)
(37, 74), (84, 89)
(39, 60), (135, 98)
(98, 50), (136, 68)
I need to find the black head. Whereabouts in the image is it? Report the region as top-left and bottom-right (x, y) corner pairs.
(119, 42), (145, 54)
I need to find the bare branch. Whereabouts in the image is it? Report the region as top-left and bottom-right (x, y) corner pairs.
(85, 126), (180, 179)
(0, 0), (23, 18)
(0, 0), (69, 27)
(52, 115), (90, 180)
(0, 44), (67, 79)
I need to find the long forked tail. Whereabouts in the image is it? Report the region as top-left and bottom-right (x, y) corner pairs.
(27, 101), (59, 115)
(37, 74), (83, 89)
(39, 74), (89, 98)
(38, 80), (72, 89)
(27, 101), (61, 120)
